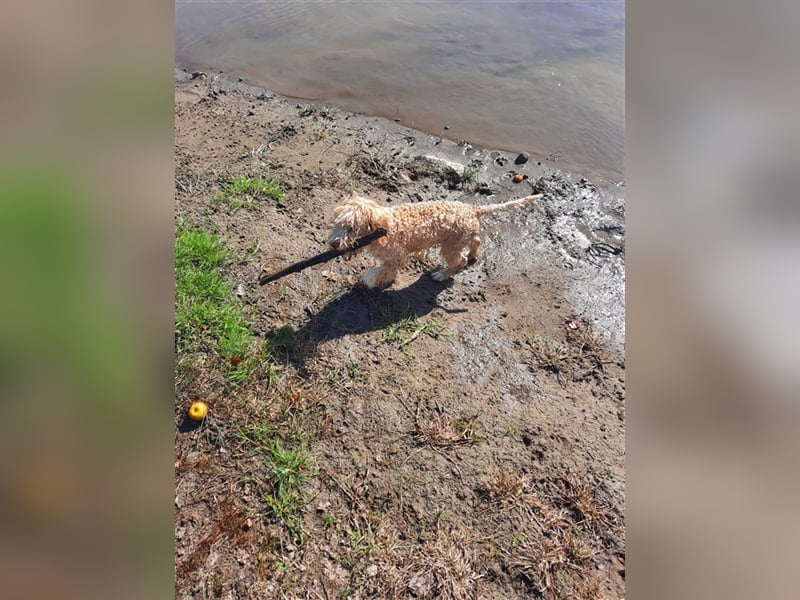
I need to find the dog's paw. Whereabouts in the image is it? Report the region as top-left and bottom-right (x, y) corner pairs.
(362, 267), (394, 289)
(362, 272), (380, 289)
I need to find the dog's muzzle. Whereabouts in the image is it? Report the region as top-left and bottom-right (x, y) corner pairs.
(328, 224), (352, 251)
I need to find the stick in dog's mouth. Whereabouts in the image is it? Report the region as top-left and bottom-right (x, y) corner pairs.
(258, 228), (387, 285)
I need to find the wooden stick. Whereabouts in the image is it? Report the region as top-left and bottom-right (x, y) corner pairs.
(258, 228), (387, 285)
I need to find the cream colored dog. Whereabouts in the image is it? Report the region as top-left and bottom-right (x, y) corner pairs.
(328, 193), (542, 288)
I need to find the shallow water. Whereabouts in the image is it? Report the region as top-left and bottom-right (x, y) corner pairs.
(176, 1), (624, 183)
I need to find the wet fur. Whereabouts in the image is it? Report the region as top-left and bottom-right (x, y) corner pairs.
(328, 193), (541, 288)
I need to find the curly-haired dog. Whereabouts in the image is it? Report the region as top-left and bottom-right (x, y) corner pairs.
(328, 193), (542, 288)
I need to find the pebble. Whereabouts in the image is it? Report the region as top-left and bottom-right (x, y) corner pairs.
(514, 152), (530, 165)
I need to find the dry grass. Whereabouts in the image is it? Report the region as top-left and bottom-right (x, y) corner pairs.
(485, 471), (532, 503)
(566, 319), (605, 358)
(312, 509), (483, 600)
(508, 528), (596, 595)
(391, 525), (483, 600)
(528, 320), (616, 385)
(345, 149), (405, 191)
(566, 318), (618, 381)
(577, 575), (618, 600)
(176, 497), (252, 582)
(483, 473), (574, 531)
(526, 332), (570, 381)
(562, 476), (617, 537)
(480, 473), (615, 597)
(415, 412), (481, 447)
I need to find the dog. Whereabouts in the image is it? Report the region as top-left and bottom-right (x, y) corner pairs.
(328, 193), (542, 288)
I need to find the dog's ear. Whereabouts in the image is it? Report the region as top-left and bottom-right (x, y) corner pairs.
(358, 203), (377, 233)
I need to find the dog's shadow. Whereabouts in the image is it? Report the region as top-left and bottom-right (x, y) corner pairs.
(268, 274), (464, 369)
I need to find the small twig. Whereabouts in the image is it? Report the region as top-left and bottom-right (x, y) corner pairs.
(397, 327), (424, 349)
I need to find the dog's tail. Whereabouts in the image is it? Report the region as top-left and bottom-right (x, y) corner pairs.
(474, 194), (542, 217)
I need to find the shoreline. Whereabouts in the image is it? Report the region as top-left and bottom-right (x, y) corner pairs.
(176, 65), (625, 190)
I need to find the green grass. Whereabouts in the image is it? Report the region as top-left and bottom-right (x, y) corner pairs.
(346, 360), (365, 380)
(175, 224), (258, 382)
(462, 166), (479, 185)
(506, 422), (519, 441)
(439, 165), (480, 191)
(266, 325), (297, 354)
(266, 439), (314, 539)
(378, 312), (445, 346)
(236, 426), (315, 540)
(216, 174), (283, 210)
(235, 421), (274, 448)
(526, 331), (568, 373)
(346, 527), (377, 559)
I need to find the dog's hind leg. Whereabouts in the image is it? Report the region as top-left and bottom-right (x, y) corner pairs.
(432, 245), (469, 281)
(466, 235), (481, 266)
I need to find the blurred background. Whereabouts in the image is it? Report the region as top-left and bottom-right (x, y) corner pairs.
(627, 1), (800, 598)
(0, 2), (174, 598)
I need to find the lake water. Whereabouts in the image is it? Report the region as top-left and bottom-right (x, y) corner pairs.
(176, 1), (624, 183)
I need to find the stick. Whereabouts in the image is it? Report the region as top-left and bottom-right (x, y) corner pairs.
(258, 228), (387, 285)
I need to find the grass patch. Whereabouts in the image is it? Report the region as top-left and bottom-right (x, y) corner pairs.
(347, 360), (365, 380)
(508, 529), (596, 595)
(402, 525), (482, 599)
(561, 476), (617, 536)
(439, 165), (480, 191)
(376, 308), (445, 346)
(265, 439), (314, 539)
(485, 472), (532, 503)
(266, 325), (297, 355)
(298, 103), (332, 118)
(236, 423), (316, 540)
(462, 166), (479, 186)
(415, 412), (482, 447)
(346, 524), (378, 560)
(526, 331), (569, 383)
(175, 224), (259, 382)
(216, 174), (283, 210)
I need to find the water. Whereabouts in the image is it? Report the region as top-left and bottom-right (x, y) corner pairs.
(176, 1), (624, 183)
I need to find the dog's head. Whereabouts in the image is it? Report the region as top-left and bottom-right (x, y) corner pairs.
(328, 195), (387, 250)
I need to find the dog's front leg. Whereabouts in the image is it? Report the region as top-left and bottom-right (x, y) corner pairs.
(362, 263), (399, 289)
